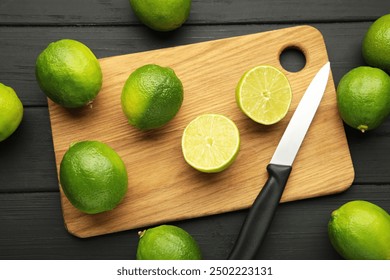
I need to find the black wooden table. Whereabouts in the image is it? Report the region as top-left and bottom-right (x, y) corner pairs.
(1, 0), (390, 260)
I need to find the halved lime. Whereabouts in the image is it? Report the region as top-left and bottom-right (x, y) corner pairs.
(236, 65), (292, 125)
(181, 114), (240, 173)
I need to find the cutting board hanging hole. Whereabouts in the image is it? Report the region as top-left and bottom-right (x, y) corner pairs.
(279, 46), (306, 73)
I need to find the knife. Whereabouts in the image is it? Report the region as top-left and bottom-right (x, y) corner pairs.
(228, 62), (331, 260)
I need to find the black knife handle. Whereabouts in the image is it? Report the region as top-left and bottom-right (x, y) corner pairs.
(227, 163), (292, 260)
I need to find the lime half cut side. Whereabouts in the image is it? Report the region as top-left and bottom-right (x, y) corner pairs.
(181, 114), (240, 173)
(236, 65), (292, 125)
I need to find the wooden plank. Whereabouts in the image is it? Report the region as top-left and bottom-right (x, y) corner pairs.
(0, 192), (138, 259)
(0, 0), (388, 25)
(47, 25), (354, 237)
(0, 22), (371, 106)
(0, 184), (389, 259)
(0, 107), (58, 193)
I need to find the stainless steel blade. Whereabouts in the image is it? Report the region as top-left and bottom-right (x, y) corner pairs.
(270, 62), (330, 166)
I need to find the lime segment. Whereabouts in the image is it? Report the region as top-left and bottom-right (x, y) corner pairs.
(181, 114), (240, 173)
(236, 65), (292, 125)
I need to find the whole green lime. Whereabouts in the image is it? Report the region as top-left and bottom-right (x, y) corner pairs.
(121, 64), (184, 130)
(129, 0), (191, 32)
(362, 14), (390, 72)
(328, 200), (390, 260)
(136, 225), (202, 260)
(336, 66), (390, 132)
(36, 39), (103, 108)
(60, 141), (128, 214)
(0, 83), (23, 142)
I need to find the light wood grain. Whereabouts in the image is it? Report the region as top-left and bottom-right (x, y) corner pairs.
(48, 25), (354, 238)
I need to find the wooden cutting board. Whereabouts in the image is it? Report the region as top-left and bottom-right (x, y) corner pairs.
(48, 25), (354, 238)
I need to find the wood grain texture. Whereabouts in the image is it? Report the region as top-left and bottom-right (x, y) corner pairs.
(47, 25), (354, 237)
(1, 184), (389, 259)
(0, 0), (388, 25)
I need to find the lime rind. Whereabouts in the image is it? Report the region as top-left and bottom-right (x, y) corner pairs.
(59, 140), (128, 214)
(236, 65), (292, 125)
(136, 225), (202, 260)
(0, 83), (24, 142)
(336, 66), (390, 132)
(181, 114), (240, 173)
(35, 39), (102, 108)
(121, 64), (184, 130)
(328, 200), (390, 260)
(362, 14), (390, 72)
(130, 0), (192, 32)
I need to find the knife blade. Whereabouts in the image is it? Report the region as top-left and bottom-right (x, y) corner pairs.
(228, 62), (331, 260)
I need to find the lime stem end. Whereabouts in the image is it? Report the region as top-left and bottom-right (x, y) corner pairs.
(357, 125), (368, 133)
(138, 230), (146, 238)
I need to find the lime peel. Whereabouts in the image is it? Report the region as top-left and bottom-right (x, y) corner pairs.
(130, 0), (192, 32)
(328, 200), (390, 260)
(0, 83), (23, 142)
(35, 39), (102, 108)
(60, 140), (128, 214)
(337, 66), (390, 132)
(136, 225), (202, 260)
(362, 14), (390, 72)
(121, 64), (184, 130)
